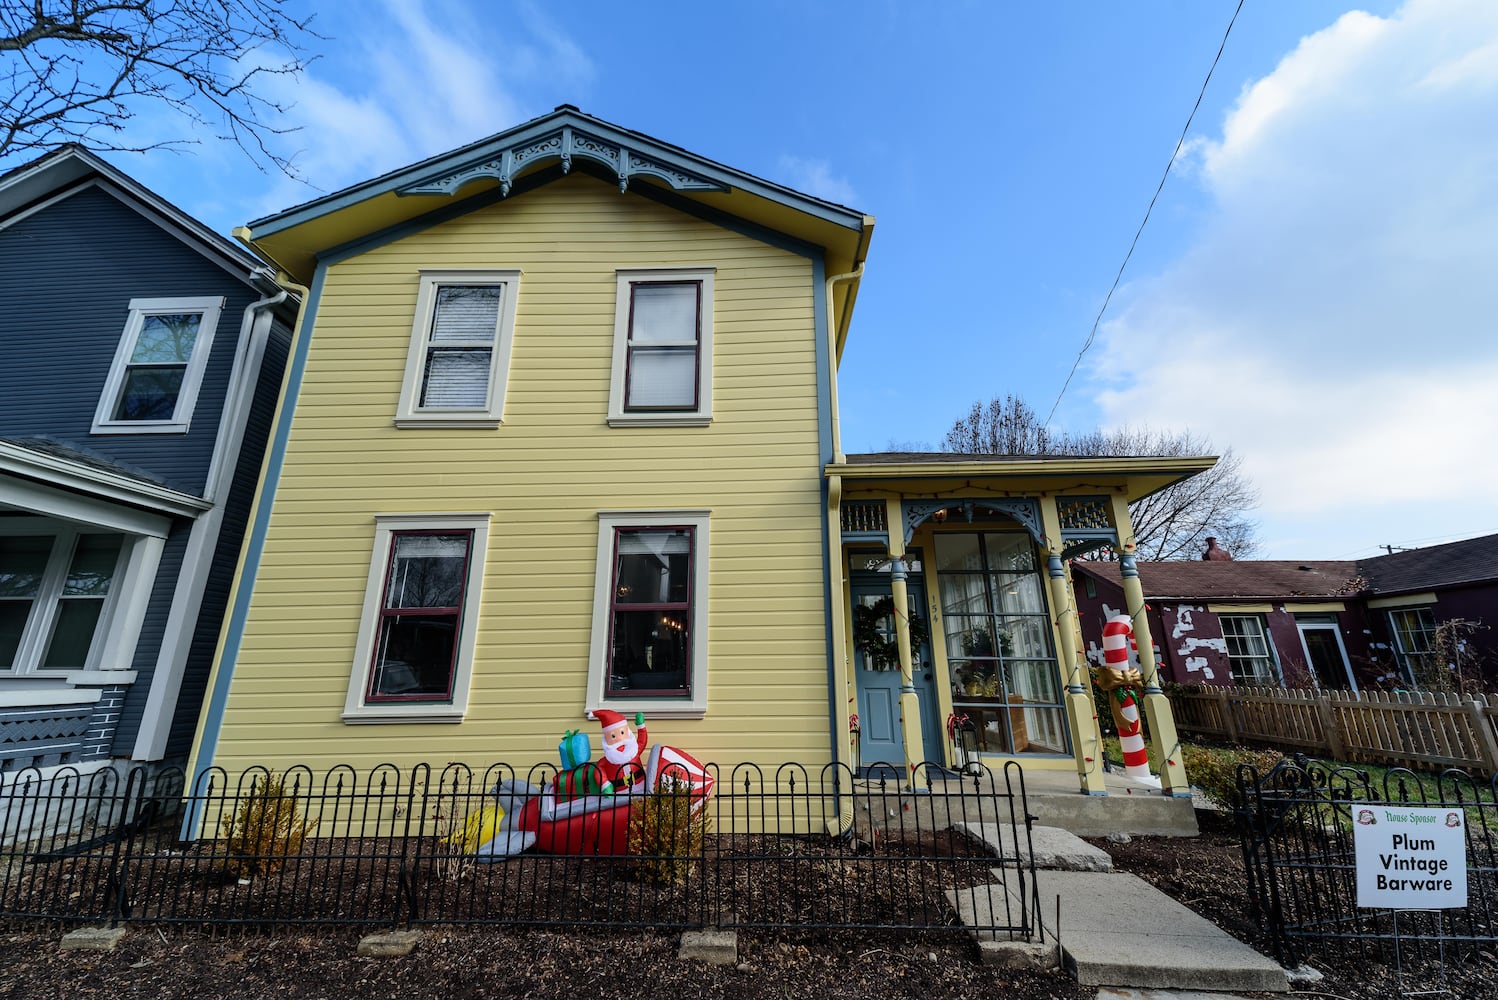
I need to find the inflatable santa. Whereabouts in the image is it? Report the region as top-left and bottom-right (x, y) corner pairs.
(587, 709), (649, 795)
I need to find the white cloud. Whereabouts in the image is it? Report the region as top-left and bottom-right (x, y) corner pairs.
(776, 155), (860, 206)
(247, 0), (594, 218)
(1089, 0), (1498, 557)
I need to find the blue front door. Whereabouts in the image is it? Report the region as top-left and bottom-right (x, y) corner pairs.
(853, 577), (941, 769)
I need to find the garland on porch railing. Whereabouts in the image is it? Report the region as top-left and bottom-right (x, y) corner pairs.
(852, 596), (930, 671)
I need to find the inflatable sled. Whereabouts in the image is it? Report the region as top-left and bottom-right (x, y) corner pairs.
(477, 744), (713, 859)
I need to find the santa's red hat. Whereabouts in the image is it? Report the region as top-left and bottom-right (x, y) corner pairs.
(587, 708), (627, 730)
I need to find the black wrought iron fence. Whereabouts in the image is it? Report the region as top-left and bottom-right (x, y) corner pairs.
(1235, 755), (1498, 966)
(0, 759), (1040, 941)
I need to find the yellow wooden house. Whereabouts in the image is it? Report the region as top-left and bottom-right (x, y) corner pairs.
(189, 107), (1209, 798)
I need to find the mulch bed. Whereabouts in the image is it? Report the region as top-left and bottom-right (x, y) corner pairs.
(8, 807), (1494, 997)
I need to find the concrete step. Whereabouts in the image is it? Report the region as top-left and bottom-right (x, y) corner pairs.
(1028, 870), (1288, 993)
(1024, 787), (1199, 838)
(951, 820), (1113, 871)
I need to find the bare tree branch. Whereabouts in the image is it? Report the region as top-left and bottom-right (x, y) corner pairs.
(938, 395), (1260, 560)
(0, 0), (318, 175)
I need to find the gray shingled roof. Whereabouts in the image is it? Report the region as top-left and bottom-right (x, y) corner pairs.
(1357, 533), (1498, 595)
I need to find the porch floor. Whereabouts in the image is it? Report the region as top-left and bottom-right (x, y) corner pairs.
(853, 765), (1199, 838)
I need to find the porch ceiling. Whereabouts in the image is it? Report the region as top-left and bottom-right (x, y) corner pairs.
(826, 453), (1217, 503)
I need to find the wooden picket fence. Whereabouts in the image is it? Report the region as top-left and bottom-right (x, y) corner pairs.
(1169, 685), (1498, 776)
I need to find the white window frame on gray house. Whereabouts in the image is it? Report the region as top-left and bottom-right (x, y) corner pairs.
(0, 470), (175, 705)
(395, 270), (521, 429)
(92, 296), (225, 434)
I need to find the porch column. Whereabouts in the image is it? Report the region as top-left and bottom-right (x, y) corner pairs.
(1040, 499), (1107, 795)
(1108, 495), (1190, 797)
(884, 498), (926, 790)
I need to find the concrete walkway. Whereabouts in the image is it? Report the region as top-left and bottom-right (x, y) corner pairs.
(1027, 870), (1288, 992)
(944, 820), (1289, 993)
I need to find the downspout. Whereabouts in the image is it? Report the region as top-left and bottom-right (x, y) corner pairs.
(133, 274), (293, 760)
(824, 473), (854, 836)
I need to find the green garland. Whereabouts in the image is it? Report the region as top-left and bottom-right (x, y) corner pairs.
(852, 595), (930, 671)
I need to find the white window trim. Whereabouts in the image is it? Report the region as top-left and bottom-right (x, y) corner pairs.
(586, 510), (710, 719)
(1387, 606), (1438, 685)
(0, 519), (157, 679)
(343, 513), (490, 724)
(607, 267), (714, 427)
(92, 296), (224, 435)
(395, 270), (521, 429)
(1219, 614), (1283, 686)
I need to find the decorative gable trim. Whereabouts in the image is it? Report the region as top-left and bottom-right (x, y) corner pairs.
(397, 124), (729, 198)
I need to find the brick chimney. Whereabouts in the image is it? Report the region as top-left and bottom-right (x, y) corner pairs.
(1202, 537), (1233, 561)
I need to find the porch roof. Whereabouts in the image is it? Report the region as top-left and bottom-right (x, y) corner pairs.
(828, 452), (1217, 503)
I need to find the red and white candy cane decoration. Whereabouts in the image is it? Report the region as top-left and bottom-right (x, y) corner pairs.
(1102, 614), (1154, 783)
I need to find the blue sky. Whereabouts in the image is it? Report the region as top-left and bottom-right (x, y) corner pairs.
(40, 0), (1497, 560)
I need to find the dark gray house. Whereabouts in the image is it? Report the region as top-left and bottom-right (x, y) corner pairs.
(0, 146), (296, 779)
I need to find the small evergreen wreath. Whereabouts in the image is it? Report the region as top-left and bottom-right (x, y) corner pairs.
(852, 596), (930, 671)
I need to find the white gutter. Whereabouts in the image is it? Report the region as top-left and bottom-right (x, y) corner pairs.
(132, 278), (293, 761)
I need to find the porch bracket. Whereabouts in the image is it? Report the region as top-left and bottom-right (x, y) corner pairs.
(901, 497), (1043, 545)
(1060, 532), (1116, 562)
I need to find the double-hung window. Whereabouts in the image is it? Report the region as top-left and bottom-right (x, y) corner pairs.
(587, 511), (709, 717)
(396, 271), (520, 428)
(1220, 615), (1280, 685)
(1387, 606), (1437, 684)
(344, 514), (489, 723)
(608, 268), (714, 426)
(1, 528), (127, 673)
(93, 296), (223, 434)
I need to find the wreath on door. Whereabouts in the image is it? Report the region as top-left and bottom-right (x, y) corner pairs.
(852, 596), (930, 671)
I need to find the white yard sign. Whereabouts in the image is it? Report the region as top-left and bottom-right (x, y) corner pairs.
(1354, 804), (1467, 909)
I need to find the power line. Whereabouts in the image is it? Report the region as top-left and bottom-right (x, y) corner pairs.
(1044, 0), (1247, 428)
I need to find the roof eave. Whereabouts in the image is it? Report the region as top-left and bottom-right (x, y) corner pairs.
(825, 456), (1216, 504)
(242, 107), (869, 283)
(0, 146), (264, 281)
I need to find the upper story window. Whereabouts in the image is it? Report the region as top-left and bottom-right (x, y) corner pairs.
(1387, 606), (1437, 684)
(92, 296), (224, 434)
(608, 268), (714, 427)
(343, 514), (490, 723)
(0, 527), (126, 673)
(396, 271), (521, 429)
(1220, 614), (1280, 685)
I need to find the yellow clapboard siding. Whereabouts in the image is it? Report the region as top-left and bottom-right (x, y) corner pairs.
(212, 172), (834, 776)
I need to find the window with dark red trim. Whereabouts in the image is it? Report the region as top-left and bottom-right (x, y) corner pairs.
(605, 526), (694, 698)
(623, 281), (701, 411)
(366, 530), (472, 702)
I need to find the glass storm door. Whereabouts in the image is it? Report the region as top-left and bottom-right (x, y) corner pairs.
(851, 572), (940, 769)
(1298, 622), (1354, 691)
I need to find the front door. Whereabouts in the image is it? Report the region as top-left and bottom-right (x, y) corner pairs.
(852, 575), (941, 769)
(1298, 622), (1355, 690)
